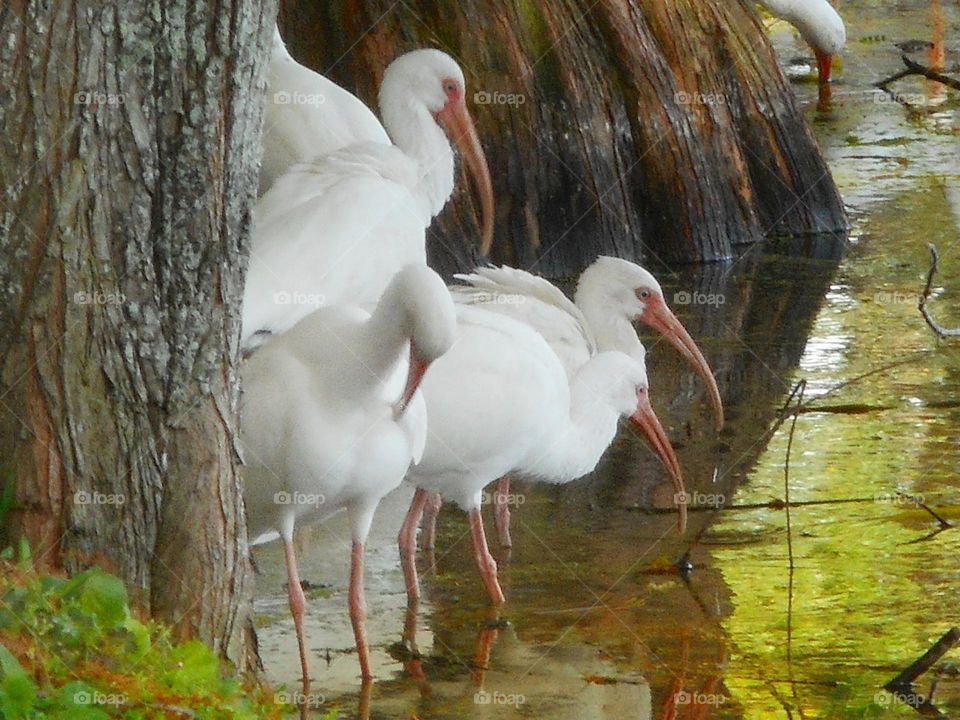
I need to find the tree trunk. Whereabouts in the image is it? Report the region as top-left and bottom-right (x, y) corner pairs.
(0, 0), (275, 668)
(281, 0), (847, 276)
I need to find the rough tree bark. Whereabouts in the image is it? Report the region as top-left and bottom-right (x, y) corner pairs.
(282, 0), (847, 276)
(0, 1), (275, 667)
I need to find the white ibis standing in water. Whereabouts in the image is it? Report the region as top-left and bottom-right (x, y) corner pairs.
(243, 45), (494, 349)
(756, 0), (846, 84)
(240, 265), (455, 715)
(398, 304), (685, 606)
(439, 257), (723, 546)
(259, 26), (390, 195)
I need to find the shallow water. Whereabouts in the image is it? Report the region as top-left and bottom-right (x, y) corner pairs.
(255, 2), (960, 717)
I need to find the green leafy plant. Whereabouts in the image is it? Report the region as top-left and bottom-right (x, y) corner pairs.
(0, 560), (290, 719)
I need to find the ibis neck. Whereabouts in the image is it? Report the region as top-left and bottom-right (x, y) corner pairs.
(529, 367), (622, 482)
(379, 89), (455, 219)
(359, 286), (416, 384)
(756, 0), (840, 54)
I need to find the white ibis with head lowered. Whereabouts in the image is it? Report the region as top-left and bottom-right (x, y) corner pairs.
(243, 44), (494, 350)
(397, 304), (685, 607)
(240, 265), (455, 713)
(756, 0), (846, 84)
(443, 257), (722, 546)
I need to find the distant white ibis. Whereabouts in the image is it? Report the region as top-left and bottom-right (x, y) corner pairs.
(448, 257), (722, 546)
(757, 0), (846, 83)
(240, 265), (455, 711)
(244, 44), (493, 349)
(398, 305), (685, 606)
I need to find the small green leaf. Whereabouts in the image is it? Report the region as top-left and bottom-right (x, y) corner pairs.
(0, 644), (37, 718)
(62, 570), (129, 630)
(16, 537), (30, 565)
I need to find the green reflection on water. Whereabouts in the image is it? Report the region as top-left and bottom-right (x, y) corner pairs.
(714, 27), (960, 716)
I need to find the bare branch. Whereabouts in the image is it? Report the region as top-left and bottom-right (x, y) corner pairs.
(875, 54), (960, 92)
(919, 245), (960, 338)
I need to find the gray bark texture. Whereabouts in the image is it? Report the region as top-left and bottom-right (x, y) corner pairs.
(0, 0), (276, 667)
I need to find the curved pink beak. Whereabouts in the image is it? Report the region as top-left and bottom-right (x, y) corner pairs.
(639, 294), (724, 430)
(630, 387), (687, 533)
(436, 98), (495, 256)
(394, 344), (430, 419)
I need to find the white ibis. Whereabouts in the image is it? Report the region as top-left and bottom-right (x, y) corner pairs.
(240, 265), (455, 712)
(243, 45), (494, 350)
(448, 257), (722, 545)
(260, 26), (390, 195)
(398, 305), (685, 606)
(757, 0), (846, 84)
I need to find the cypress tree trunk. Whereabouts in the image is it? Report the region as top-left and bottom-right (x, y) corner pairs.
(0, 0), (275, 667)
(282, 0), (847, 276)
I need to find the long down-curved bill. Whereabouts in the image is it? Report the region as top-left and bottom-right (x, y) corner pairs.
(629, 387), (687, 533)
(642, 294), (724, 431)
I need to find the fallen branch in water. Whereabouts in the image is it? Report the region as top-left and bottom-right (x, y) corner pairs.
(876, 54), (960, 102)
(896, 491), (952, 529)
(901, 55), (960, 90)
(885, 627), (960, 692)
(919, 245), (960, 338)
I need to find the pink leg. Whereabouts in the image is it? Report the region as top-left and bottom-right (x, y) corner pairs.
(469, 508), (505, 605)
(398, 488), (429, 603)
(282, 537), (310, 720)
(421, 492), (443, 550)
(492, 476), (513, 548)
(349, 540), (372, 679)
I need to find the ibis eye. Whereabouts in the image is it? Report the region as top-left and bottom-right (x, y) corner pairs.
(444, 81), (457, 95)
(639, 290), (650, 299)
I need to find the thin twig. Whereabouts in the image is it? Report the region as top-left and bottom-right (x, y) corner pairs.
(896, 491), (952, 529)
(919, 245), (960, 338)
(783, 381), (805, 689)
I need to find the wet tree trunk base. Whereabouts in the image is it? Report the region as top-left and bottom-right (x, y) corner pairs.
(283, 0), (847, 276)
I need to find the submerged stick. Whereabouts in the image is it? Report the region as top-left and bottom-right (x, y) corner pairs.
(919, 245), (960, 338)
(901, 55), (960, 91)
(884, 627), (960, 691)
(875, 55), (960, 92)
